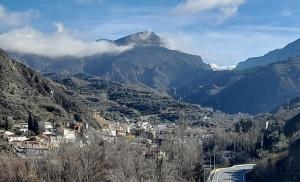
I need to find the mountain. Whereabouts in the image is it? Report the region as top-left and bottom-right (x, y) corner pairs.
(83, 46), (211, 89)
(0, 47), (232, 127)
(11, 52), (85, 74)
(174, 56), (300, 114)
(0, 49), (94, 126)
(10, 31), (212, 90)
(46, 73), (236, 127)
(237, 38), (300, 70)
(96, 31), (165, 46)
(114, 31), (166, 46)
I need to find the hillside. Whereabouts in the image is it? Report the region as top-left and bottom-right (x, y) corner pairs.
(0, 46), (228, 127)
(174, 56), (300, 114)
(0, 49), (94, 126)
(47, 73), (236, 127)
(237, 38), (300, 70)
(84, 45), (211, 89)
(10, 31), (212, 90)
(248, 136), (300, 182)
(246, 98), (300, 182)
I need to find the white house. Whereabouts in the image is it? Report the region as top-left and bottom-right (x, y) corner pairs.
(63, 129), (76, 142)
(50, 136), (64, 148)
(7, 135), (29, 143)
(44, 122), (54, 133)
(154, 124), (167, 135)
(20, 123), (28, 133)
(3, 131), (14, 137)
(110, 129), (117, 137)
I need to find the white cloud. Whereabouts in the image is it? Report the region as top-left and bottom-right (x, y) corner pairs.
(174, 0), (245, 20)
(0, 4), (38, 27)
(53, 22), (67, 34)
(0, 25), (132, 58)
(75, 22), (149, 40)
(280, 9), (300, 17)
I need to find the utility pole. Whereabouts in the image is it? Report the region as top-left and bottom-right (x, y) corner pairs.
(199, 161), (201, 182)
(173, 87), (177, 96)
(214, 148), (216, 171)
(203, 166), (205, 182)
(210, 154), (212, 175)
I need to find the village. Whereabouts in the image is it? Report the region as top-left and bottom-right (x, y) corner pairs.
(0, 111), (213, 158)
(0, 115), (87, 156)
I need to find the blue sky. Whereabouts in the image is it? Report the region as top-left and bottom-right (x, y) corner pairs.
(1, 0), (300, 65)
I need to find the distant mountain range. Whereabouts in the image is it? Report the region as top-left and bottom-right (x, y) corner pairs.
(172, 37), (300, 114)
(237, 38), (300, 70)
(10, 31), (211, 90)
(174, 56), (300, 114)
(6, 31), (300, 115)
(0, 48), (229, 127)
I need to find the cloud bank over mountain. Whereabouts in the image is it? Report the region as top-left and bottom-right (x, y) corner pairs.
(2, 1), (300, 65)
(0, 25), (132, 58)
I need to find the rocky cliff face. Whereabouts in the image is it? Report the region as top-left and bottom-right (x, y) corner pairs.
(84, 46), (211, 89)
(0, 49), (94, 126)
(114, 31), (166, 46)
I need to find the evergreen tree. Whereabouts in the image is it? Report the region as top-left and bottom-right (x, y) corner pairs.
(5, 117), (13, 131)
(28, 113), (34, 132)
(4, 117), (8, 131)
(33, 117), (39, 134)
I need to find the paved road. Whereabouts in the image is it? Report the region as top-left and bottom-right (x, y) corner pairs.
(210, 164), (255, 182)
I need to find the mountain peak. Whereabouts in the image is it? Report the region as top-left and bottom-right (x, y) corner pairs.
(114, 31), (166, 47)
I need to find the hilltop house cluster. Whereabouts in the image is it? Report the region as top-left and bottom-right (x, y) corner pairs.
(93, 112), (177, 154)
(0, 117), (88, 156)
(0, 111), (210, 158)
(93, 111), (216, 159)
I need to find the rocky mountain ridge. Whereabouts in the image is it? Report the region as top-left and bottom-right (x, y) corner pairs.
(0, 49), (94, 126)
(10, 31), (212, 90)
(237, 38), (300, 70)
(174, 56), (300, 114)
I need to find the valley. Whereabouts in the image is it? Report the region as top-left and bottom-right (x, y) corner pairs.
(1, 15), (300, 182)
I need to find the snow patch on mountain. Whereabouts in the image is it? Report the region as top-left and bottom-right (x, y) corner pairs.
(210, 63), (236, 71)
